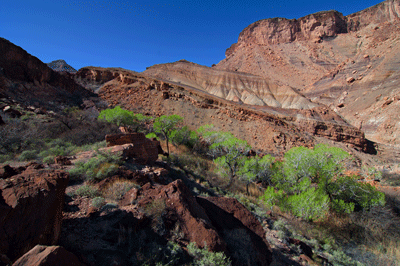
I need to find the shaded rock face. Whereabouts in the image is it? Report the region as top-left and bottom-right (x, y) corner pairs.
(0, 38), (94, 110)
(121, 180), (272, 265)
(12, 245), (83, 266)
(197, 196), (273, 266)
(136, 180), (227, 252)
(0, 165), (69, 261)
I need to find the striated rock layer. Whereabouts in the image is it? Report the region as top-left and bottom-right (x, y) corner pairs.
(216, 0), (400, 146)
(144, 60), (317, 109)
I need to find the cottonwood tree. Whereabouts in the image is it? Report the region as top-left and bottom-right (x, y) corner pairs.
(98, 106), (151, 132)
(208, 132), (251, 189)
(153, 114), (184, 156)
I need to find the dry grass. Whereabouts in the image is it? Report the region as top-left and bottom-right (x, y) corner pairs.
(102, 179), (138, 201)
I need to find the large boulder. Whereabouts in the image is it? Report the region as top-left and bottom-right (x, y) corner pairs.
(0, 165), (69, 261)
(104, 133), (163, 164)
(134, 180), (227, 252)
(12, 245), (83, 266)
(197, 196), (273, 266)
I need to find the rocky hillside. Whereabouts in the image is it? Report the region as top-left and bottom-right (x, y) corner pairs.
(216, 0), (400, 146)
(0, 38), (94, 110)
(47, 59), (77, 73)
(77, 66), (371, 155)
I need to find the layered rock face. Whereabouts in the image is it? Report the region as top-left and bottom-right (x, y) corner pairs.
(0, 164), (69, 261)
(216, 0), (400, 146)
(0, 38), (93, 110)
(144, 60), (317, 109)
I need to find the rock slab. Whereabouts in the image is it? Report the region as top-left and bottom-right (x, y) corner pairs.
(0, 165), (69, 261)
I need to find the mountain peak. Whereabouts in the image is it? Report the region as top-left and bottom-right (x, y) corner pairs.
(47, 59), (77, 73)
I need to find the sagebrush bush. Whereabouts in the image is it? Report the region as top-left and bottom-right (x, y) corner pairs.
(68, 151), (121, 181)
(103, 180), (137, 201)
(18, 150), (38, 161)
(91, 197), (106, 209)
(75, 185), (100, 198)
(187, 242), (231, 266)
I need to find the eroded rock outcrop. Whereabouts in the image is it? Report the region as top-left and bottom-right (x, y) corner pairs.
(197, 196), (273, 266)
(104, 133), (162, 164)
(0, 165), (69, 261)
(12, 245), (83, 266)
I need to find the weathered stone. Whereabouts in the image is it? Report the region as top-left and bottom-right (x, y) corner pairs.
(54, 156), (71, 165)
(0, 167), (69, 261)
(346, 77), (355, 83)
(136, 180), (227, 252)
(12, 245), (83, 266)
(0, 165), (18, 179)
(288, 238), (313, 258)
(197, 196), (273, 266)
(104, 133), (163, 164)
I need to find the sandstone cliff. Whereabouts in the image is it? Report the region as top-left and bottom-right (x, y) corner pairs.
(216, 0), (400, 146)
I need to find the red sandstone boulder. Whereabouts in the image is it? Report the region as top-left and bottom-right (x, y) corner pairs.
(54, 156), (72, 165)
(196, 196), (273, 266)
(0, 166), (69, 261)
(104, 133), (162, 164)
(134, 180), (227, 252)
(12, 245), (83, 266)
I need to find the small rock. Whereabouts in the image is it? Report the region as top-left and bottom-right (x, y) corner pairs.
(363, 54), (369, 59)
(346, 77), (355, 83)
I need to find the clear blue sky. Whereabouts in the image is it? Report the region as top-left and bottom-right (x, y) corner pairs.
(1, 0), (381, 72)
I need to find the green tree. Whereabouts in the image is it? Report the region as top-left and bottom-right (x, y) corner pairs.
(170, 125), (199, 150)
(238, 155), (275, 195)
(98, 106), (151, 131)
(153, 114), (184, 155)
(262, 144), (385, 221)
(209, 132), (251, 189)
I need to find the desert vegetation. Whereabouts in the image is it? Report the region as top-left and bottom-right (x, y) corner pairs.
(2, 104), (400, 266)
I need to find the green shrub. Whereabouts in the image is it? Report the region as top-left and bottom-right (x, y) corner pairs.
(91, 197), (106, 209)
(18, 150), (38, 161)
(42, 155), (55, 164)
(75, 185), (100, 198)
(187, 242), (231, 266)
(327, 176), (385, 212)
(170, 126), (199, 149)
(285, 187), (330, 221)
(261, 145), (385, 221)
(68, 151), (121, 181)
(103, 180), (137, 201)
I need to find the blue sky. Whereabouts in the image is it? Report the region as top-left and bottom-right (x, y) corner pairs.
(1, 0), (381, 72)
